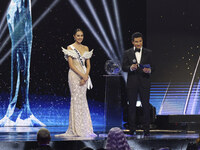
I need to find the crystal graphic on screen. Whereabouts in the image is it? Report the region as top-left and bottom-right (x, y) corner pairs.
(0, 0), (45, 126)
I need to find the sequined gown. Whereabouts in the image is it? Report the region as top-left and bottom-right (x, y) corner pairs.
(57, 45), (96, 137)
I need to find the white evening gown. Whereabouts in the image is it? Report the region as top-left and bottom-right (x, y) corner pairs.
(56, 46), (96, 137)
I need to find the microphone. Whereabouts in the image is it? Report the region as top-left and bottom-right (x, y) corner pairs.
(131, 59), (138, 71)
(132, 59), (137, 64)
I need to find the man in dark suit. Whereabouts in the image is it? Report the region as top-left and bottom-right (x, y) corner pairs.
(122, 32), (153, 135)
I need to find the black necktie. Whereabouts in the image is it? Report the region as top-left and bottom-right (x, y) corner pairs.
(135, 48), (140, 53)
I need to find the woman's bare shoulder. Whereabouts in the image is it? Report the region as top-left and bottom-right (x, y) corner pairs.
(67, 45), (73, 50)
(82, 45), (89, 51)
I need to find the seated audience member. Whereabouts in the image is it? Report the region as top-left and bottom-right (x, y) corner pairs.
(105, 127), (131, 150)
(35, 128), (53, 150)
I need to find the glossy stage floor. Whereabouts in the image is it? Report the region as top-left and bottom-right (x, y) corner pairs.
(0, 126), (199, 150)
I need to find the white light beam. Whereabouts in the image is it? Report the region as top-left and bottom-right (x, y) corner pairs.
(113, 0), (124, 55)
(85, 0), (116, 58)
(69, 0), (118, 62)
(183, 55), (200, 114)
(0, 1), (10, 38)
(102, 0), (121, 58)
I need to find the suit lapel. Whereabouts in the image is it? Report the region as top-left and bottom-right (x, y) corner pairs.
(129, 48), (137, 64)
(140, 48), (147, 64)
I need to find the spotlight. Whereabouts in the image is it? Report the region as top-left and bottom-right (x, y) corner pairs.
(112, 0), (124, 56)
(85, 0), (116, 57)
(69, 0), (118, 61)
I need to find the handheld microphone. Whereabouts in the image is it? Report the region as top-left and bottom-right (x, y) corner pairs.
(132, 59), (137, 64)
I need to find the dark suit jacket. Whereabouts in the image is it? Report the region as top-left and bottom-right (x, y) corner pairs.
(122, 47), (153, 89)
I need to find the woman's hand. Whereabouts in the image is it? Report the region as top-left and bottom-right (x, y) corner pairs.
(80, 79), (86, 86)
(81, 74), (89, 81)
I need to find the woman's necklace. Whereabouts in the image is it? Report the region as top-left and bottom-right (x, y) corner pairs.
(74, 43), (82, 49)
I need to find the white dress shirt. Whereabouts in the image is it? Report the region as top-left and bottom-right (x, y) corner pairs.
(130, 47), (142, 71)
(134, 47), (142, 64)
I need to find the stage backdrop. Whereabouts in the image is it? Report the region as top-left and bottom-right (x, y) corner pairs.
(147, 0), (200, 115)
(0, 0), (199, 127)
(0, 0), (147, 126)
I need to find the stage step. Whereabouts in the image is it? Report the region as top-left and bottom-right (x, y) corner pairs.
(156, 115), (200, 131)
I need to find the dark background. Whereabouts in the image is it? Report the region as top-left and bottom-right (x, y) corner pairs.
(0, 0), (146, 102)
(1, 0), (200, 114)
(147, 0), (200, 83)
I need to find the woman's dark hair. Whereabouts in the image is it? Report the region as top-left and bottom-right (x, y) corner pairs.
(131, 32), (143, 41)
(73, 28), (83, 35)
(105, 127), (131, 150)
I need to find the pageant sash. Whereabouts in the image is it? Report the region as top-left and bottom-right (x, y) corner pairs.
(70, 45), (93, 90)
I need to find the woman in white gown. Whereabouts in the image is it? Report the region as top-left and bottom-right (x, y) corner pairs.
(56, 29), (96, 137)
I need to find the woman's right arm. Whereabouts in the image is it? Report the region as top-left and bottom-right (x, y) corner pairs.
(67, 46), (88, 81)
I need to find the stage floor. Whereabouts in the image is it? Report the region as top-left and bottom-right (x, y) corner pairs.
(0, 126), (199, 150)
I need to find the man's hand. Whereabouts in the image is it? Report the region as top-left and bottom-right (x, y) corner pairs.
(130, 64), (138, 71)
(143, 68), (151, 73)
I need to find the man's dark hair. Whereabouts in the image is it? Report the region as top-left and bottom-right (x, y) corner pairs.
(131, 32), (143, 41)
(37, 128), (51, 145)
